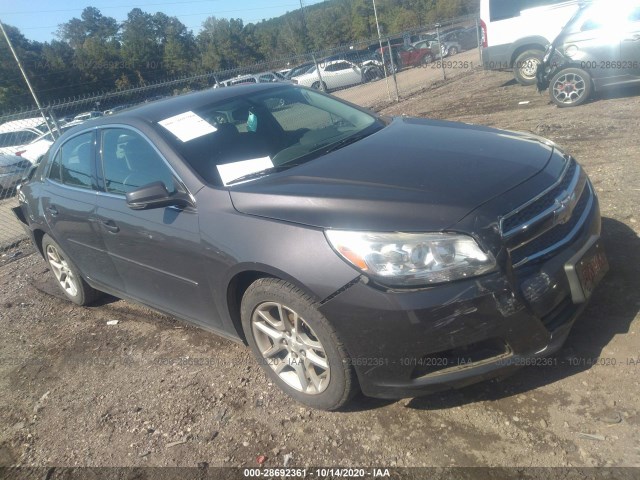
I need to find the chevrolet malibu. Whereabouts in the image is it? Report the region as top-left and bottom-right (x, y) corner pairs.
(14, 84), (608, 410)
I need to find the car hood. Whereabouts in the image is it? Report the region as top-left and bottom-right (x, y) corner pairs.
(229, 117), (556, 231)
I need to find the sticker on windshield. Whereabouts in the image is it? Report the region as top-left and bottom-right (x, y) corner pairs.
(158, 111), (217, 142)
(217, 156), (274, 186)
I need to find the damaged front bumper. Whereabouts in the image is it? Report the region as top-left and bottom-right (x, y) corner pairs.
(318, 193), (605, 399)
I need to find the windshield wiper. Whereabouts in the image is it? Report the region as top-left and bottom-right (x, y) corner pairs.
(225, 164), (299, 186)
(322, 130), (376, 154)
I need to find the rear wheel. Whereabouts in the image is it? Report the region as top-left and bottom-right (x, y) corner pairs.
(549, 68), (592, 107)
(514, 49), (544, 86)
(448, 47), (458, 56)
(42, 234), (101, 305)
(241, 278), (358, 410)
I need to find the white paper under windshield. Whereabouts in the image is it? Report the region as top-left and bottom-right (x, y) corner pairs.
(158, 111), (217, 142)
(216, 157), (274, 186)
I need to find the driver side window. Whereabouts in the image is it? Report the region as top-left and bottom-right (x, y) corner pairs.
(100, 128), (177, 196)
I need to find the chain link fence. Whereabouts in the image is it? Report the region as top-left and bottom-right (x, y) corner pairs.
(0, 14), (481, 253)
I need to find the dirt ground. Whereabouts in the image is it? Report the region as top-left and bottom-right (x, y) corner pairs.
(1, 67), (639, 471)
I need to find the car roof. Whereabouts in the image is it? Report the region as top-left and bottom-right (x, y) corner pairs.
(0, 117), (47, 133)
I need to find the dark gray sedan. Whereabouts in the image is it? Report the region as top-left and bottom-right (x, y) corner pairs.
(14, 84), (607, 410)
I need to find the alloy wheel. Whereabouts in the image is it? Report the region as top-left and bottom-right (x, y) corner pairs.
(251, 301), (330, 394)
(46, 244), (79, 297)
(552, 72), (586, 105)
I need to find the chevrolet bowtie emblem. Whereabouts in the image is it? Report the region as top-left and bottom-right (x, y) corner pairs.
(554, 191), (577, 225)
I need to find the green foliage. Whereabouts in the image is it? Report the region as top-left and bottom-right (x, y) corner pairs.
(0, 0), (478, 112)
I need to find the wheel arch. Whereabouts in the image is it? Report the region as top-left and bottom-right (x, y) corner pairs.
(32, 228), (46, 258)
(509, 37), (548, 67)
(224, 265), (322, 344)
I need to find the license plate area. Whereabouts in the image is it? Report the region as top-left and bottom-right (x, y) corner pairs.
(564, 236), (608, 304)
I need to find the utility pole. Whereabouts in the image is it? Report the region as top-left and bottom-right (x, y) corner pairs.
(372, 0), (392, 101)
(0, 20), (54, 137)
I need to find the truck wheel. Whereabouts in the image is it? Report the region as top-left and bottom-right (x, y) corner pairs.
(514, 49), (544, 86)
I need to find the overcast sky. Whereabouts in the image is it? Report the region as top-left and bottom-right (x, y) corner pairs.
(1, 0), (326, 43)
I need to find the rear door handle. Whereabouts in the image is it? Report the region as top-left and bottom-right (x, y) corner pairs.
(46, 205), (58, 216)
(101, 219), (120, 233)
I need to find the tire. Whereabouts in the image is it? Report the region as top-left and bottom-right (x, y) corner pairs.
(549, 68), (592, 108)
(311, 81), (327, 91)
(241, 278), (358, 411)
(422, 54), (434, 65)
(448, 47), (458, 56)
(514, 49), (544, 86)
(41, 234), (101, 305)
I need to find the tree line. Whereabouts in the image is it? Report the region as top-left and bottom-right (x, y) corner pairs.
(0, 0), (478, 112)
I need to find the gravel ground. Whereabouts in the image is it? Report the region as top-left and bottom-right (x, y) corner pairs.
(0, 68), (639, 470)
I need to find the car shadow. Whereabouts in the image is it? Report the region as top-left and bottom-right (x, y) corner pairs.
(592, 83), (640, 103)
(349, 217), (639, 412)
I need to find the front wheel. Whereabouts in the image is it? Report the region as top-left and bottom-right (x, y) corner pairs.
(311, 81), (327, 91)
(514, 49), (544, 86)
(241, 278), (358, 410)
(448, 47), (458, 56)
(549, 68), (592, 107)
(42, 234), (101, 305)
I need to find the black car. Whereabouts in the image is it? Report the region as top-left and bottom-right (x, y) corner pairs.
(537, 1), (640, 107)
(14, 84), (608, 410)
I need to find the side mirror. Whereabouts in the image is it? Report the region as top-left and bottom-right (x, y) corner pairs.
(126, 181), (192, 210)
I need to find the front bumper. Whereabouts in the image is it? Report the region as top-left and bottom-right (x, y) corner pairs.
(319, 193), (604, 399)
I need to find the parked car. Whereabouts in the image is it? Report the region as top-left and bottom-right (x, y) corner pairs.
(292, 60), (364, 90)
(217, 71), (287, 88)
(0, 118), (50, 162)
(442, 26), (480, 51)
(14, 121), (84, 164)
(285, 62), (315, 80)
(480, 0), (581, 85)
(537, 1), (640, 107)
(0, 155), (32, 196)
(14, 84), (607, 410)
(322, 49), (379, 66)
(414, 39), (462, 60)
(379, 44), (434, 69)
(73, 111), (103, 122)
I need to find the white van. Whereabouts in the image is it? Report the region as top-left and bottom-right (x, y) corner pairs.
(480, 0), (581, 85)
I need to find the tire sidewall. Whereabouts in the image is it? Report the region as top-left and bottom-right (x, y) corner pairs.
(241, 279), (354, 410)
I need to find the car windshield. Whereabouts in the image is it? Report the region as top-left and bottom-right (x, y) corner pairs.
(154, 86), (384, 186)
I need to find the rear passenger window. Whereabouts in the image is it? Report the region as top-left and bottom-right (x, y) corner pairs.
(52, 132), (94, 189)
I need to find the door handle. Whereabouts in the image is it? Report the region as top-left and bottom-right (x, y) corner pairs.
(46, 205), (58, 216)
(101, 219), (120, 233)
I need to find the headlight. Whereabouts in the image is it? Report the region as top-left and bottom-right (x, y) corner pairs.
(325, 231), (496, 287)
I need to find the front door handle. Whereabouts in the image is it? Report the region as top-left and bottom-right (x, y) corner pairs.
(101, 219), (120, 233)
(46, 205), (58, 216)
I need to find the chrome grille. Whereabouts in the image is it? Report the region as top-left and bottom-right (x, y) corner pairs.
(500, 157), (592, 267)
(502, 159), (577, 233)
